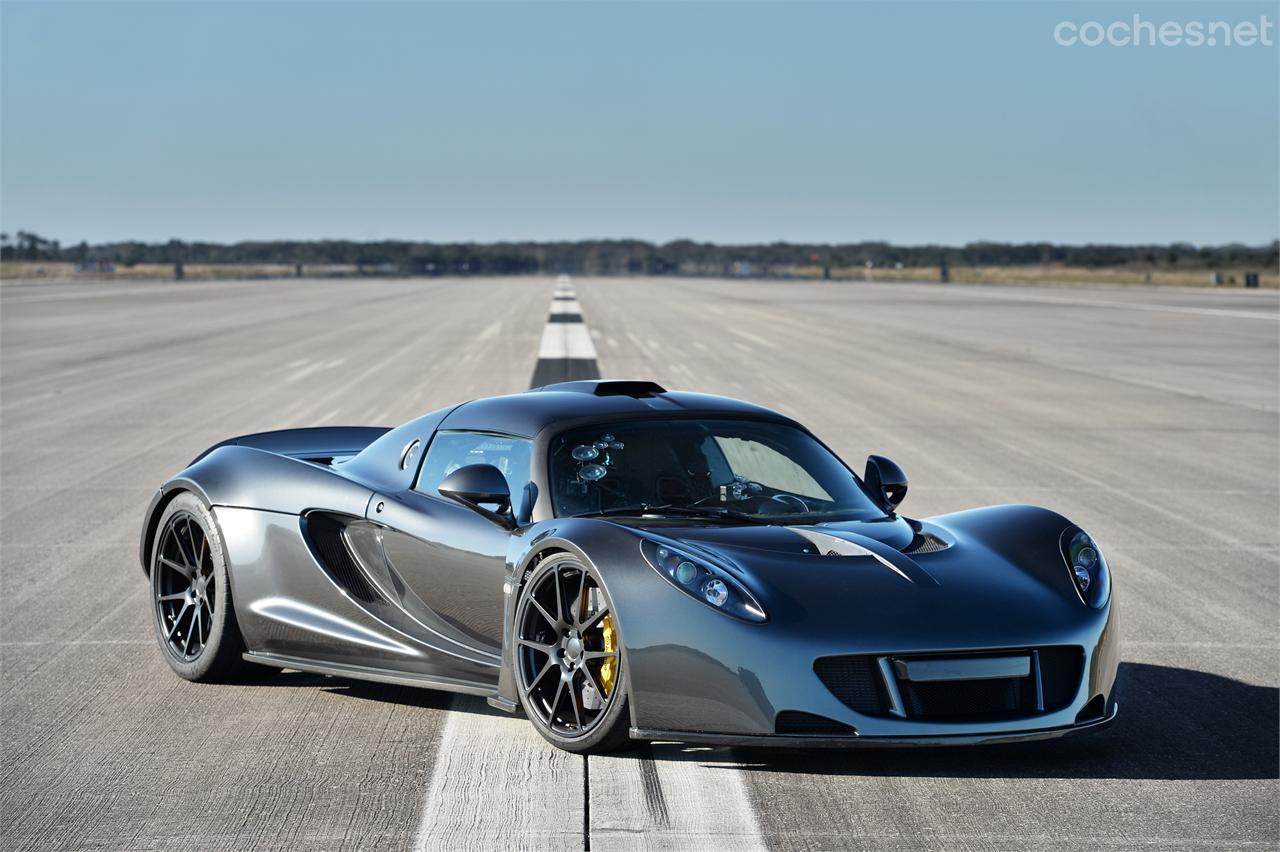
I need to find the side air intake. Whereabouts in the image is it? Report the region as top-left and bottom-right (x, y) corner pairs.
(302, 513), (381, 604)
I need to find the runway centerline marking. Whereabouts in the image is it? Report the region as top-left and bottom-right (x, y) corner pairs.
(414, 275), (765, 850)
(532, 276), (600, 386)
(412, 697), (584, 851)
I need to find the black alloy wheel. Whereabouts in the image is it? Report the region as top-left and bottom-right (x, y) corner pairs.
(514, 554), (631, 752)
(148, 492), (269, 682)
(154, 511), (216, 661)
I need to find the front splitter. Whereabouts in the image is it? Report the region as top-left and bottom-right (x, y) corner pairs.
(630, 704), (1118, 749)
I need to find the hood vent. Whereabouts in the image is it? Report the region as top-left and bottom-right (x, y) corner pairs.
(903, 532), (949, 555)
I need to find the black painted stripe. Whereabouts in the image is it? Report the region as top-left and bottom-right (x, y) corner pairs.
(547, 313), (584, 323)
(552, 294), (577, 301)
(530, 356), (600, 388)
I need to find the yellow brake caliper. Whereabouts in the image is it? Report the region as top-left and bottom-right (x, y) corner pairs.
(580, 585), (618, 697)
(599, 613), (617, 696)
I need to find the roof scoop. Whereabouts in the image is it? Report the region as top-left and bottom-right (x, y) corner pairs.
(532, 380), (667, 397)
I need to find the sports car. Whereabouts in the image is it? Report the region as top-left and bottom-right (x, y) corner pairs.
(141, 379), (1118, 753)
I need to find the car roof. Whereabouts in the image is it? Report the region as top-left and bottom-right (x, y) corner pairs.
(439, 380), (796, 438)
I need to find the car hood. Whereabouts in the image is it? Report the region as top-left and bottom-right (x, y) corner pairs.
(606, 512), (1085, 641)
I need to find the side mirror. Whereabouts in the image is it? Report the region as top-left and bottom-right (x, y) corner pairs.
(438, 464), (514, 529)
(864, 455), (908, 512)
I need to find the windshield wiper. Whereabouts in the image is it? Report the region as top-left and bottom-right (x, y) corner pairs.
(571, 504), (771, 525)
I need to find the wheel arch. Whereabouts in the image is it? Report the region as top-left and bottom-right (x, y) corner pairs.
(497, 524), (653, 722)
(139, 479), (216, 576)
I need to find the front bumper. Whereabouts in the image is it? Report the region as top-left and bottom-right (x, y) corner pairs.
(631, 703), (1118, 748)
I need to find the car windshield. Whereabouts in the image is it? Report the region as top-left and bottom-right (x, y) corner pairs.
(548, 419), (885, 523)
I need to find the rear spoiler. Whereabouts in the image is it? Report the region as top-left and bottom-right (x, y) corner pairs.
(189, 426), (391, 466)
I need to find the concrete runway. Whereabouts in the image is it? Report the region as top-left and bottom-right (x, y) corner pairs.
(1, 275), (1276, 850)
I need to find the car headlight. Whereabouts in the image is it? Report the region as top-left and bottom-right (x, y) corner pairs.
(1062, 527), (1110, 608)
(640, 539), (767, 623)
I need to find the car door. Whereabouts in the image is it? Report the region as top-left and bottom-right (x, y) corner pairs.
(368, 430), (532, 680)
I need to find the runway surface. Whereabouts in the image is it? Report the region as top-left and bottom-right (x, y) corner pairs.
(1, 275), (1276, 850)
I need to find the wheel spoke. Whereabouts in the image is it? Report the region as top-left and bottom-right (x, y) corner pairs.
(552, 566), (565, 624)
(523, 659), (555, 699)
(174, 521), (195, 568)
(157, 592), (187, 602)
(573, 570), (588, 625)
(160, 556), (192, 579)
(183, 514), (202, 568)
(518, 638), (556, 656)
(581, 649), (618, 661)
(580, 606), (609, 633)
(166, 601), (191, 639)
(194, 527), (207, 571)
(177, 520), (198, 569)
(529, 598), (558, 632)
(181, 609), (198, 655)
(549, 676), (567, 723)
(569, 674), (584, 730)
(580, 661), (604, 698)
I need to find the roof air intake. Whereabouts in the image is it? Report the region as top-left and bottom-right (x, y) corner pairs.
(532, 380), (667, 398)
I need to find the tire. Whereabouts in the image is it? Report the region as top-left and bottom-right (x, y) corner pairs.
(513, 553), (633, 754)
(149, 492), (267, 682)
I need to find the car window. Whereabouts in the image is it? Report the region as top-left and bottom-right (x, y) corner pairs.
(548, 419), (881, 522)
(711, 436), (831, 499)
(416, 431), (532, 510)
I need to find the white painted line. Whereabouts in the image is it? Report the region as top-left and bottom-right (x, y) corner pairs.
(590, 744), (767, 851)
(549, 299), (583, 314)
(538, 321), (598, 359)
(413, 697), (583, 851)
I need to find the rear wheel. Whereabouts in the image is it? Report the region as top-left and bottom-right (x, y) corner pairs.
(514, 554), (631, 754)
(149, 492), (266, 681)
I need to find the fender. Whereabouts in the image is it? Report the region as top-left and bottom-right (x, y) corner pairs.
(928, 504), (1083, 601)
(138, 446), (375, 574)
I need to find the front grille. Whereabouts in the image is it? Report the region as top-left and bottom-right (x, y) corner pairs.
(775, 711), (857, 736)
(1037, 646), (1083, 709)
(814, 656), (889, 715)
(901, 675), (1027, 720)
(815, 647), (1084, 722)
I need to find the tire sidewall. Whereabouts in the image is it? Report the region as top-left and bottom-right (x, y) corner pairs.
(514, 553), (631, 753)
(149, 492), (234, 680)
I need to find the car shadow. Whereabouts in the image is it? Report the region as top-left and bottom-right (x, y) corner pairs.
(675, 662), (1278, 781)
(260, 661), (1277, 781)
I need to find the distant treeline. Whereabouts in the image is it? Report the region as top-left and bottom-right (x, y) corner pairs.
(3, 231), (1276, 276)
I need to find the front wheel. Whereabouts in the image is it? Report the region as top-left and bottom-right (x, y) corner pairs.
(149, 492), (264, 681)
(513, 554), (632, 754)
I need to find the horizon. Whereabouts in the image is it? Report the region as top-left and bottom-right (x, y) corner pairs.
(3, 2), (1278, 246)
(5, 232), (1279, 252)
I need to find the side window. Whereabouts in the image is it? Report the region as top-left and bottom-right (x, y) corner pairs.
(415, 431), (532, 508)
(713, 436), (831, 500)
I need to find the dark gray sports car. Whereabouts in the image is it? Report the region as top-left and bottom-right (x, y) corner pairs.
(141, 379), (1118, 753)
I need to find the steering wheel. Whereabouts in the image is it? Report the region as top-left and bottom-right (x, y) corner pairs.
(769, 493), (810, 513)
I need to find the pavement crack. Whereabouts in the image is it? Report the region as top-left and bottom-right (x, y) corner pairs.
(583, 754), (591, 851)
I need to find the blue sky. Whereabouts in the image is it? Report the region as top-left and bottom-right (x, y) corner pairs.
(2, 1), (1276, 246)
